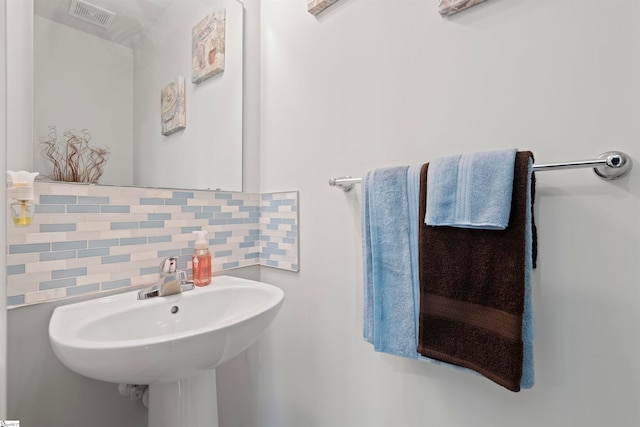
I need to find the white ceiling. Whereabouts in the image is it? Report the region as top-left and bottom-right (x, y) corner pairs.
(34, 0), (173, 48)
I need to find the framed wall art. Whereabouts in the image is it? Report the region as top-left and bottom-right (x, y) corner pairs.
(307, 0), (340, 16)
(439, 0), (488, 17)
(161, 76), (186, 136)
(192, 8), (226, 84)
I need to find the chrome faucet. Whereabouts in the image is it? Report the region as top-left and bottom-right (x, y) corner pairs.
(137, 257), (194, 300)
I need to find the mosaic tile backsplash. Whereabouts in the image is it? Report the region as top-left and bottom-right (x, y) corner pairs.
(6, 183), (298, 307)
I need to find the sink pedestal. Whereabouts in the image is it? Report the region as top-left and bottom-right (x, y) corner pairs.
(148, 369), (219, 427)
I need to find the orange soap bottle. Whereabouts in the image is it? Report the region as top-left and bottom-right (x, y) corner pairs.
(191, 230), (211, 286)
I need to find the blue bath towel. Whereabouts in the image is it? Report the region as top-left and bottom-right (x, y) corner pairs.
(425, 148), (517, 230)
(521, 159), (535, 389)
(362, 166), (415, 356)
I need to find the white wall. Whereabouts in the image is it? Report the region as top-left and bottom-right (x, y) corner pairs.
(33, 16), (133, 186)
(0, 0), (7, 417)
(251, 1), (640, 426)
(133, 0), (243, 191)
(5, 0), (31, 173)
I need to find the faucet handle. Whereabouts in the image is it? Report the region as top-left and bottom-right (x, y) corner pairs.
(159, 257), (178, 276)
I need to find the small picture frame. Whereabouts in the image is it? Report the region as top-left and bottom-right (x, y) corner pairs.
(161, 76), (186, 136)
(192, 8), (226, 84)
(439, 0), (488, 17)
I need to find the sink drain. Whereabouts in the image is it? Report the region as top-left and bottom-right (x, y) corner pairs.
(170, 306), (179, 314)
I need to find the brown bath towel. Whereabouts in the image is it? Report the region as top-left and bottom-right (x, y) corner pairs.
(417, 151), (535, 392)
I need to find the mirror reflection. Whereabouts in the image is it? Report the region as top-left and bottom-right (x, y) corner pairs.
(32, 0), (243, 191)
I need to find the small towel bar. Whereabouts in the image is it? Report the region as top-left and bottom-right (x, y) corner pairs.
(328, 151), (631, 192)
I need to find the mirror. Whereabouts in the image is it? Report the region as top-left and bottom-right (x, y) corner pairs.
(32, 0), (243, 191)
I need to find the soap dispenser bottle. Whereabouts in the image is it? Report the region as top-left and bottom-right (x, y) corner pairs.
(192, 230), (211, 286)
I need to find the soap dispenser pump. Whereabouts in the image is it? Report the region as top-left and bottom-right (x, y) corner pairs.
(192, 230), (211, 286)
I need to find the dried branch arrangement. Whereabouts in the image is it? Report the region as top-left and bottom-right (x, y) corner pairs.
(39, 126), (110, 184)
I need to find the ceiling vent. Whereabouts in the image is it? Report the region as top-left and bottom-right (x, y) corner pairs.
(68, 0), (116, 29)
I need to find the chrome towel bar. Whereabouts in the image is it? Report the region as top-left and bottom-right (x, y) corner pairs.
(329, 151), (631, 192)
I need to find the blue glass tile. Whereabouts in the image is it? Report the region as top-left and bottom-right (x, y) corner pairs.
(260, 236), (271, 242)
(227, 200), (244, 206)
(244, 218), (259, 224)
(261, 193), (273, 200)
(214, 250), (232, 258)
(286, 231), (298, 238)
(10, 243), (51, 254)
(248, 212), (260, 218)
(52, 267), (87, 280)
(40, 223), (76, 233)
(158, 249), (180, 258)
(215, 231), (233, 238)
(89, 239), (119, 248)
(78, 248), (110, 258)
(101, 205), (130, 213)
(292, 264), (299, 271)
(7, 265), (25, 275)
(78, 196), (109, 204)
(7, 295), (25, 306)
(203, 206), (222, 213)
(215, 193), (232, 200)
(249, 229), (260, 236)
(140, 198), (164, 205)
(181, 226), (202, 234)
(265, 260), (279, 267)
(266, 242), (279, 249)
(172, 191), (194, 199)
(52, 240), (88, 251)
(111, 222), (139, 230)
(261, 206), (279, 213)
(35, 205), (66, 214)
(239, 206), (258, 212)
(244, 252), (260, 259)
(140, 266), (158, 276)
(283, 237), (296, 244)
(214, 212), (233, 219)
(262, 247), (286, 256)
(66, 283), (100, 296)
(208, 219), (226, 225)
(40, 250), (76, 261)
(195, 213), (214, 220)
(182, 206), (202, 213)
(148, 235), (172, 244)
(102, 278), (131, 290)
(292, 206), (298, 212)
(244, 235), (260, 242)
(222, 261), (240, 269)
(239, 242), (256, 248)
(210, 238), (227, 245)
(148, 213), (172, 220)
(266, 224), (279, 231)
(140, 221), (164, 229)
(228, 218), (244, 225)
(283, 219), (296, 225)
(165, 198), (187, 206)
(102, 254), (131, 264)
(269, 218), (283, 225)
(120, 237), (147, 246)
(40, 195), (77, 204)
(40, 277), (76, 290)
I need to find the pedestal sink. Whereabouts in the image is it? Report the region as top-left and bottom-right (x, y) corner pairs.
(49, 275), (284, 427)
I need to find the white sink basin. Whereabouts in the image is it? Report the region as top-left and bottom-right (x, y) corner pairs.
(49, 275), (284, 427)
(49, 275), (284, 385)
